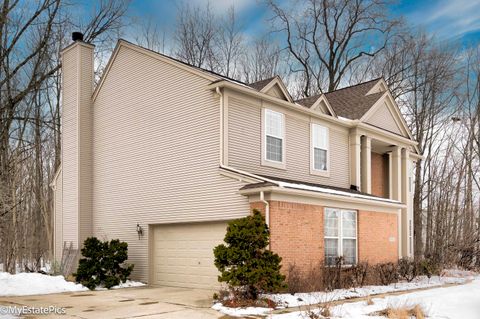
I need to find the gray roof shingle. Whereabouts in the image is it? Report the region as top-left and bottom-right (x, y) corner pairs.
(295, 78), (384, 119)
(247, 77), (277, 91)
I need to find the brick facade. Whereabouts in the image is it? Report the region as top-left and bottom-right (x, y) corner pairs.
(250, 201), (398, 274)
(371, 152), (389, 198)
(358, 210), (398, 263)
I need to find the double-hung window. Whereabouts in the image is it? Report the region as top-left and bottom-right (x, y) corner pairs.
(264, 109), (285, 164)
(311, 123), (329, 173)
(324, 208), (357, 265)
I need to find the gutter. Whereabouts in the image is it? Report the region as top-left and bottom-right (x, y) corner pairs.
(239, 185), (406, 209)
(220, 165), (404, 207)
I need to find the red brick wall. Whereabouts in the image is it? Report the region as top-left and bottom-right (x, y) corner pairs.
(371, 152), (389, 198)
(249, 201), (398, 273)
(358, 210), (398, 263)
(250, 201), (324, 274)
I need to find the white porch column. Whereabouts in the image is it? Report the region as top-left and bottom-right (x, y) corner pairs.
(361, 136), (372, 194)
(401, 148), (411, 257)
(391, 146), (402, 201)
(349, 132), (361, 190)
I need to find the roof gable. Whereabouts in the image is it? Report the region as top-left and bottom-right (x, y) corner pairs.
(296, 94), (336, 116)
(249, 76), (293, 102)
(361, 92), (413, 139)
(247, 77), (275, 91)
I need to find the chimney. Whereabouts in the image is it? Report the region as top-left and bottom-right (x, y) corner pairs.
(60, 33), (94, 251)
(72, 32), (84, 42)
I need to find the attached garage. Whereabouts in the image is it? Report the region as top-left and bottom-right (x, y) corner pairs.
(150, 221), (229, 289)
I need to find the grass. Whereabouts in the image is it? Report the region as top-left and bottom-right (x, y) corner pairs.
(366, 295), (374, 305)
(373, 304), (426, 319)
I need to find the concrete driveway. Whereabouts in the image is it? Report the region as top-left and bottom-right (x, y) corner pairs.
(0, 286), (227, 319)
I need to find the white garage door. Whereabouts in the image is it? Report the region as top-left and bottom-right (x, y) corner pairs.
(151, 221), (228, 289)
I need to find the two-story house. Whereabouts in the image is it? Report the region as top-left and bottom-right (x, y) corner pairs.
(52, 35), (420, 289)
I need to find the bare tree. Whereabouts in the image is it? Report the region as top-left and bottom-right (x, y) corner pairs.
(267, 0), (400, 96)
(133, 16), (166, 53)
(174, 2), (217, 70)
(0, 0), (128, 273)
(217, 6), (244, 79)
(240, 36), (282, 84)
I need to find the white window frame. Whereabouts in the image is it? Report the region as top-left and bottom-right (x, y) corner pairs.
(261, 108), (286, 169)
(310, 122), (330, 177)
(324, 208), (358, 265)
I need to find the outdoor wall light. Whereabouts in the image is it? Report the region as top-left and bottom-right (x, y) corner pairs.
(136, 223), (143, 239)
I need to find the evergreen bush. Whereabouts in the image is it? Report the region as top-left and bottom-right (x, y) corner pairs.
(213, 209), (286, 300)
(75, 237), (134, 290)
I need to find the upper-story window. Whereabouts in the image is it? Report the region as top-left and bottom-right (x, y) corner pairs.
(311, 123), (329, 174)
(264, 109), (285, 163)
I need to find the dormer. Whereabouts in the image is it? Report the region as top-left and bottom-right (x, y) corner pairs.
(248, 76), (293, 102)
(295, 94), (336, 116)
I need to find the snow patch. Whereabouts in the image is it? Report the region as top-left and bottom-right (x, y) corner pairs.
(273, 278), (480, 319)
(212, 302), (273, 317)
(267, 275), (466, 308)
(0, 272), (87, 296)
(0, 272), (145, 297)
(213, 274), (476, 317)
(95, 280), (146, 290)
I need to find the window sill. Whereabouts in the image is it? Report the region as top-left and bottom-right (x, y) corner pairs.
(310, 168), (330, 177)
(261, 159), (286, 170)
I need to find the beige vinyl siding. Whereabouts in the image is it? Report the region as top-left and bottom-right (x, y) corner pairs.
(78, 46), (94, 247)
(61, 47), (79, 249)
(366, 102), (402, 135)
(61, 43), (94, 250)
(92, 45), (250, 282)
(227, 93), (350, 188)
(54, 172), (63, 262)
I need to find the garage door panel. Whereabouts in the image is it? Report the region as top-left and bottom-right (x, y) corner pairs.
(151, 221), (228, 289)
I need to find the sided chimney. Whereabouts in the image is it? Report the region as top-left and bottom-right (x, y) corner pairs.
(60, 32), (94, 251)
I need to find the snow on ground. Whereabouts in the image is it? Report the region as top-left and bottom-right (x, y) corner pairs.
(268, 275), (467, 308)
(213, 273), (477, 318)
(273, 277), (480, 319)
(212, 303), (274, 317)
(0, 272), (145, 297)
(96, 280), (146, 290)
(0, 272), (87, 296)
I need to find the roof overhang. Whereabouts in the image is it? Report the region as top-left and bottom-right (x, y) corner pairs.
(220, 165), (405, 211)
(239, 185), (406, 211)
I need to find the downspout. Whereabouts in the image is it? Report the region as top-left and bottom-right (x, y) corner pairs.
(216, 87), (224, 165)
(260, 191), (270, 249)
(216, 87), (271, 248)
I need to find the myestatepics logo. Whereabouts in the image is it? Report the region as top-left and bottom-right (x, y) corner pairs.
(0, 305), (66, 316)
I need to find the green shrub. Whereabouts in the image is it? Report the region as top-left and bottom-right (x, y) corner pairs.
(213, 209), (286, 300)
(75, 237), (134, 290)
